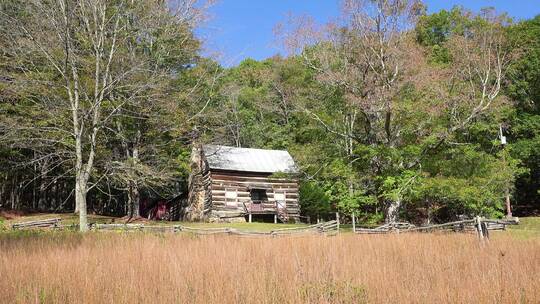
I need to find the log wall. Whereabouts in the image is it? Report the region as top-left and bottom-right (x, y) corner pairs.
(207, 170), (299, 221)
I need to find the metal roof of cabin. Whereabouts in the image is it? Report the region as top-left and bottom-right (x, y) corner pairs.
(203, 145), (298, 174)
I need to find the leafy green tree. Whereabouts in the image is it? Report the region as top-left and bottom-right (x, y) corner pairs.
(505, 15), (540, 212)
(0, 0), (210, 229)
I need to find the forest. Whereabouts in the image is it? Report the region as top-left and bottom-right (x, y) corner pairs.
(1, 0), (539, 231)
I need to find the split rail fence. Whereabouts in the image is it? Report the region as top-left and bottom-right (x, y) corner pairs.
(89, 220), (339, 237)
(9, 218), (339, 237)
(10, 216), (519, 240)
(11, 218), (61, 230)
(354, 216), (519, 239)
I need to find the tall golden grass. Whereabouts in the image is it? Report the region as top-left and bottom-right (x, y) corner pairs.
(1, 232), (539, 303)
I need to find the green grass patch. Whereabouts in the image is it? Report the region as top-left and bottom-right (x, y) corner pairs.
(165, 221), (307, 231)
(505, 217), (540, 239)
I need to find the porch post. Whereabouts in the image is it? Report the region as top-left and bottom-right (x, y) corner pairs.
(248, 212), (252, 223)
(274, 214), (277, 223)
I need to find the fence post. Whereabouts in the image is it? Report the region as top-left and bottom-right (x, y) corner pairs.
(335, 212), (340, 233)
(352, 212), (356, 233)
(476, 216), (484, 241)
(481, 221), (489, 240)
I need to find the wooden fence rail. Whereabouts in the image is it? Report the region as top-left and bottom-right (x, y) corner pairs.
(8, 218), (339, 237)
(9, 216), (518, 240)
(354, 217), (519, 239)
(11, 218), (61, 230)
(87, 220), (339, 237)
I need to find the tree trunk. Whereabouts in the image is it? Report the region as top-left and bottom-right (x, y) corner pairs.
(385, 199), (401, 223)
(132, 133), (141, 217)
(426, 200), (432, 225)
(33, 158), (37, 210)
(74, 173), (81, 214)
(127, 181), (140, 218)
(10, 174), (19, 209)
(75, 127), (90, 231)
(76, 178), (88, 232)
(0, 175), (5, 208)
(38, 162), (48, 210)
(132, 183), (140, 217)
(10, 181), (16, 209)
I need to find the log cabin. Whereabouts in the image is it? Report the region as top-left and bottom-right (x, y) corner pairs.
(184, 144), (300, 223)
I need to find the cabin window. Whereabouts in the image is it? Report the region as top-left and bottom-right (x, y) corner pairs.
(250, 188), (268, 203)
(225, 189), (237, 207)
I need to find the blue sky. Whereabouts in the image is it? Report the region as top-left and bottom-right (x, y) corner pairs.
(198, 1), (540, 67)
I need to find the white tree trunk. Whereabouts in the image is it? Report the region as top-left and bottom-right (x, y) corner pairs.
(386, 199), (401, 223)
(76, 177), (88, 232)
(130, 134), (140, 218)
(74, 178), (80, 213)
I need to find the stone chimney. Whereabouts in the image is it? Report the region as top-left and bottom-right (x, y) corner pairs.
(184, 132), (206, 221)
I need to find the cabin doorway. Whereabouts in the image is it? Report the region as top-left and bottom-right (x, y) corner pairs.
(246, 188), (269, 222)
(250, 188), (267, 205)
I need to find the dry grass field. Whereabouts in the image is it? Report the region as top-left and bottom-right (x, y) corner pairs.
(1, 230), (539, 304)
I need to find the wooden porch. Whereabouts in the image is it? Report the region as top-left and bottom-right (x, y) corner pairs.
(242, 201), (289, 223)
